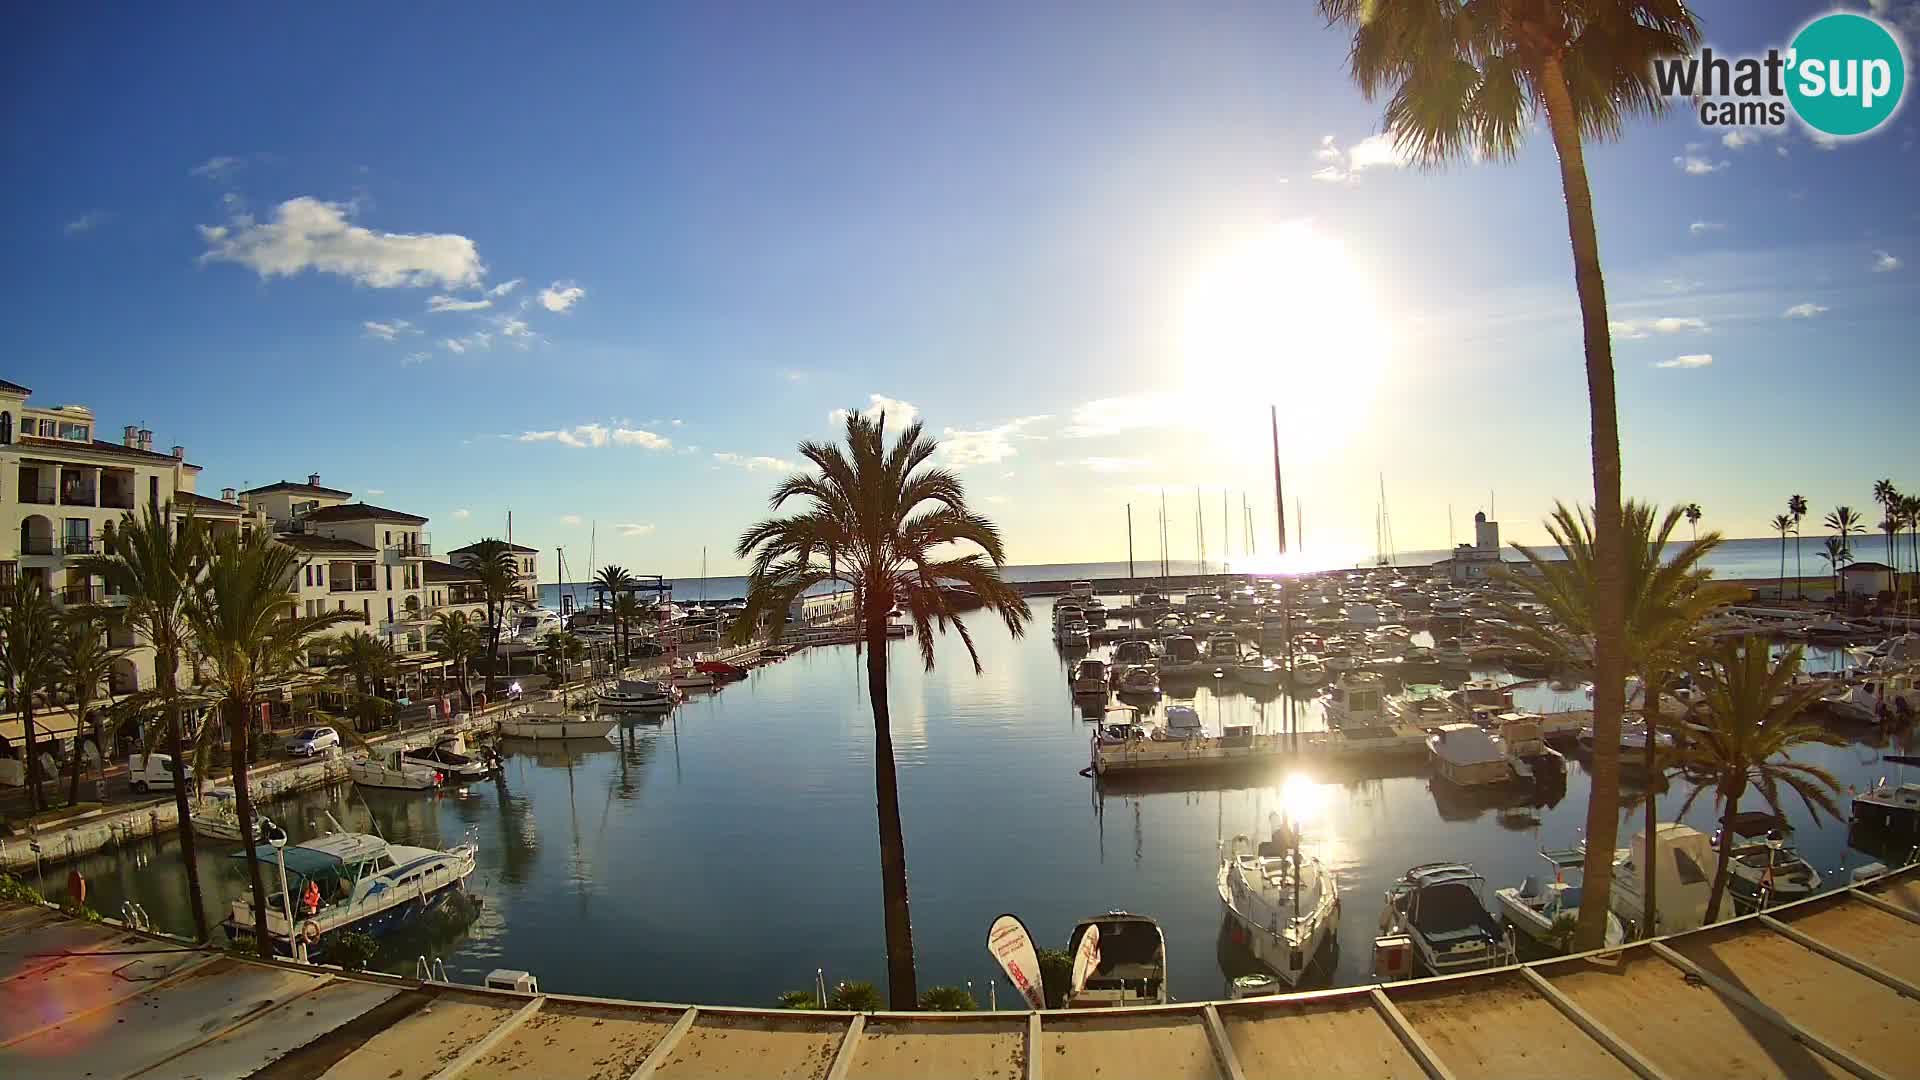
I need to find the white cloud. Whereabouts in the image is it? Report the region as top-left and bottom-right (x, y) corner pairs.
(560, 514), (584, 526)
(442, 338), (468, 354)
(614, 523), (656, 537)
(440, 331), (491, 353)
(199, 196), (484, 289)
(189, 155), (241, 180)
(1609, 316), (1710, 339)
(1310, 166), (1348, 183)
(1810, 130), (1842, 151)
(538, 280), (585, 312)
(365, 489), (386, 496)
(1655, 354), (1714, 369)
(982, 494), (1010, 504)
(1069, 457), (1151, 473)
(830, 394), (919, 428)
(1722, 130), (1758, 149)
(403, 351), (430, 365)
(713, 452), (799, 472)
(1783, 302), (1830, 319)
(1873, 250), (1903, 272)
(1310, 133), (1409, 183)
(1672, 154), (1729, 175)
(1776, 145), (1791, 158)
(428, 294), (492, 313)
(64, 210), (107, 235)
(517, 423), (671, 450)
(1314, 135), (1341, 163)
(1063, 393), (1188, 438)
(1688, 221), (1726, 236)
(486, 278), (523, 297)
(939, 415), (1050, 468)
(493, 316), (534, 344)
(451, 508), (471, 520)
(363, 319), (416, 341)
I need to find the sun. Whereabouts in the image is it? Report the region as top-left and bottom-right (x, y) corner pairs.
(1177, 221), (1390, 456)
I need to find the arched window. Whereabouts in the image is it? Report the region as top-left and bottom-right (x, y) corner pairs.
(0, 411), (11, 444)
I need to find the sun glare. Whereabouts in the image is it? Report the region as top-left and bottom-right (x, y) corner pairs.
(1179, 221), (1389, 456)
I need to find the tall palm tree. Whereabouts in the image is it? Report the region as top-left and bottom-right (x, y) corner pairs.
(0, 577), (60, 812)
(73, 504), (212, 940)
(53, 608), (122, 807)
(1676, 638), (1843, 922)
(594, 565), (634, 611)
(539, 629), (586, 683)
(1903, 493), (1920, 605)
(1315, 0), (1699, 951)
(1820, 536), (1854, 600)
(1826, 505), (1862, 555)
(733, 410), (1031, 1008)
(1770, 513), (1794, 602)
(429, 610), (483, 708)
(612, 592), (647, 663)
(327, 632), (396, 733)
(1788, 494), (1809, 600)
(185, 530), (361, 958)
(1682, 503), (1702, 541)
(1872, 480), (1901, 607)
(456, 540), (519, 695)
(1502, 501), (1738, 935)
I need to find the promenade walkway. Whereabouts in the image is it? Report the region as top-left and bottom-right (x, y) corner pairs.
(4, 866), (1918, 1079)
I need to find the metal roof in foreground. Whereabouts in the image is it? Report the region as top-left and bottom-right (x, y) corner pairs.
(4, 867), (1920, 1080)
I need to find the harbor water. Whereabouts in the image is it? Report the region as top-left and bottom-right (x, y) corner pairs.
(53, 596), (1912, 1006)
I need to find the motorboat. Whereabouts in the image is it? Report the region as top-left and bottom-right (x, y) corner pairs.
(1290, 656), (1327, 688)
(401, 736), (492, 782)
(510, 607), (565, 643)
(1494, 713), (1566, 781)
(1427, 724), (1513, 787)
(1431, 638), (1472, 668)
(1577, 719), (1676, 761)
(1072, 659), (1111, 698)
(1082, 597), (1108, 623)
(598, 678), (680, 711)
(1378, 863), (1507, 976)
(1324, 671), (1385, 728)
(1217, 827), (1338, 988)
(1494, 848), (1627, 949)
(1165, 704), (1203, 739)
(191, 789), (278, 842)
(1230, 657), (1285, 687)
(1117, 664), (1161, 697)
(1853, 757), (1920, 838)
(1598, 823), (1718, 936)
(349, 748), (442, 791)
(1714, 814), (1822, 908)
(1205, 631), (1241, 662)
(669, 665), (716, 689)
(1063, 623), (1091, 648)
(1158, 636), (1206, 678)
(1064, 911), (1169, 1008)
(498, 704), (619, 741)
(694, 659), (750, 679)
(223, 824), (478, 960)
(1111, 639), (1157, 669)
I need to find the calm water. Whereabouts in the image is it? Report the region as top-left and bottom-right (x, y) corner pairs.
(55, 597), (1913, 1006)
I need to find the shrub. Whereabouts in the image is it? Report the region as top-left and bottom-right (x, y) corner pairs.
(917, 985), (977, 1011)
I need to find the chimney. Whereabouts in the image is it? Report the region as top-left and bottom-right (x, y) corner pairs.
(123, 424), (138, 447)
(308, 472), (321, 487)
(221, 487), (236, 502)
(137, 428), (153, 452)
(171, 445), (184, 460)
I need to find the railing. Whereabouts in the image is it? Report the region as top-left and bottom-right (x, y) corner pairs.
(100, 490), (135, 510)
(60, 487), (98, 507)
(19, 537), (56, 556)
(59, 583), (98, 605)
(63, 536), (99, 555)
(17, 484), (56, 505)
(388, 538), (432, 558)
(329, 582), (354, 594)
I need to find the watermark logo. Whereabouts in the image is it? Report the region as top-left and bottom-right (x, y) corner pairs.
(1655, 12), (1907, 141)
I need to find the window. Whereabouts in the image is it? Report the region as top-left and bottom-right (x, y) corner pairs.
(0, 412), (10, 444)
(149, 476), (158, 508)
(385, 565), (393, 590)
(384, 530), (391, 545)
(304, 565), (312, 587)
(387, 598), (395, 624)
(337, 600), (346, 612)
(362, 599), (369, 621)
(58, 422), (89, 442)
(316, 565), (324, 586)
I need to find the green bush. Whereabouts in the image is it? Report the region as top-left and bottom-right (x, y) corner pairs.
(1036, 947), (1072, 1009)
(330, 930), (379, 972)
(776, 990), (822, 1009)
(827, 980), (882, 1011)
(917, 985), (977, 1011)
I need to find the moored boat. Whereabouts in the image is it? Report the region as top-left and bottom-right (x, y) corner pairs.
(498, 705), (619, 741)
(349, 749), (442, 791)
(1379, 863), (1508, 976)
(598, 678), (680, 711)
(1217, 826), (1338, 988)
(400, 736), (492, 782)
(1494, 848), (1626, 949)
(1064, 911), (1169, 1007)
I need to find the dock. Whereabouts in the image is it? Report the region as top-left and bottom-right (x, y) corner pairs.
(1094, 725), (1432, 776)
(5, 864), (1920, 1078)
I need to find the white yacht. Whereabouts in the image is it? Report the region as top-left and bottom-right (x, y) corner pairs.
(598, 678), (679, 711)
(1853, 755), (1920, 837)
(1426, 724), (1513, 787)
(1117, 664), (1161, 697)
(1205, 631), (1241, 662)
(400, 735), (492, 782)
(349, 748), (442, 791)
(1599, 824), (1718, 936)
(1324, 671), (1385, 728)
(1431, 638), (1472, 668)
(1158, 635), (1206, 678)
(1165, 704), (1203, 739)
(1230, 656), (1285, 687)
(1072, 659), (1111, 698)
(498, 703), (619, 741)
(1378, 863), (1508, 976)
(510, 607), (565, 643)
(1064, 912), (1169, 1008)
(1495, 848), (1626, 949)
(1217, 827), (1338, 988)
(224, 825), (478, 960)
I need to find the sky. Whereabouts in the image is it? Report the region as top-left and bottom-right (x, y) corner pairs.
(5, 1), (1917, 577)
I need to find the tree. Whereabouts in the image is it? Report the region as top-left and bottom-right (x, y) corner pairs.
(327, 632), (397, 733)
(1788, 494), (1809, 600)
(1675, 638), (1843, 923)
(1770, 514), (1794, 602)
(53, 609), (122, 807)
(594, 564), (634, 656)
(184, 530), (362, 958)
(1683, 502), (1702, 542)
(1826, 505), (1862, 555)
(429, 611), (483, 708)
(1873, 479), (1901, 608)
(1903, 493), (1920, 606)
(73, 504), (212, 940)
(457, 540), (520, 694)
(540, 629), (586, 683)
(1503, 501), (1738, 935)
(733, 409), (1031, 1008)
(1819, 536), (1854, 599)
(1314, 0), (1699, 952)
(612, 592), (647, 663)
(0, 577), (60, 812)
(918, 985), (978, 1011)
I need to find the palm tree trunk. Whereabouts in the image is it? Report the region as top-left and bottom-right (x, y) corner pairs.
(1779, 535), (1786, 603)
(1540, 54), (1629, 953)
(160, 645), (209, 942)
(1640, 673), (1661, 937)
(67, 699), (85, 807)
(228, 696), (274, 958)
(21, 694), (44, 813)
(1795, 532), (1803, 600)
(1703, 781), (1746, 925)
(864, 601), (918, 1010)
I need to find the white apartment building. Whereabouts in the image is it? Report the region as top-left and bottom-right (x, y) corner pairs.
(443, 540), (540, 607)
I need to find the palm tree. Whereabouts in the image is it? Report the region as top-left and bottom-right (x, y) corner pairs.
(1315, 0), (1699, 951)
(53, 609), (122, 807)
(1903, 493), (1920, 605)
(1770, 514), (1794, 602)
(1826, 505), (1862, 554)
(185, 530), (362, 958)
(1820, 536), (1854, 600)
(1872, 480), (1900, 608)
(429, 611), (483, 708)
(611, 592), (647, 663)
(456, 540), (519, 695)
(1676, 638), (1844, 923)
(1682, 503), (1702, 541)
(73, 504), (212, 940)
(0, 577), (60, 812)
(1788, 494), (1809, 600)
(733, 409), (1031, 1008)
(540, 629), (586, 684)
(327, 632), (396, 733)
(1503, 501), (1738, 935)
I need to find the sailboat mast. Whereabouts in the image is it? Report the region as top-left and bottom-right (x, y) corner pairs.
(1196, 487), (1205, 577)
(1222, 490), (1230, 568)
(1159, 490), (1169, 578)
(1126, 504), (1135, 581)
(1271, 405), (1288, 555)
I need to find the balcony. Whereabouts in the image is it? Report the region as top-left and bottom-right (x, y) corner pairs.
(60, 486), (98, 507)
(386, 537), (432, 559)
(18, 484), (56, 506)
(63, 536), (101, 555)
(19, 536), (56, 556)
(60, 583), (98, 605)
(329, 581), (354, 594)
(101, 488), (136, 510)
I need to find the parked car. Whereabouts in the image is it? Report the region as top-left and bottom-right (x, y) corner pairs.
(128, 753), (192, 793)
(285, 726), (341, 758)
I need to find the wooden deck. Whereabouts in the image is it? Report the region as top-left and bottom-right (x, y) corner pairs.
(5, 866), (1920, 1079)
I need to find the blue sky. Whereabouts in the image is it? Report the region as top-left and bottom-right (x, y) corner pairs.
(6, 1), (1917, 576)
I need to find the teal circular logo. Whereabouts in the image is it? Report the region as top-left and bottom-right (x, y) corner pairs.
(1788, 13), (1906, 137)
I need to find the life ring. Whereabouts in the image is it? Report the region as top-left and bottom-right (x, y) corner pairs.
(302, 922), (321, 945)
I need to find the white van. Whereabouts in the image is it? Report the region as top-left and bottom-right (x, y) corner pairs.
(128, 753), (191, 792)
